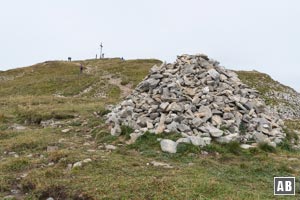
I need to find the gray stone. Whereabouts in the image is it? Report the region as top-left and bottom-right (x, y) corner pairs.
(61, 128), (71, 133)
(176, 137), (191, 144)
(167, 102), (183, 112)
(47, 146), (58, 152)
(147, 121), (154, 129)
(196, 106), (212, 122)
(274, 138), (283, 144)
(203, 137), (212, 145)
(160, 139), (177, 153)
(178, 123), (191, 132)
(220, 74), (227, 81)
(166, 121), (179, 132)
(202, 86), (209, 94)
(223, 112), (234, 120)
(188, 136), (205, 146)
(253, 132), (269, 143)
(215, 133), (238, 144)
(160, 102), (170, 110)
(105, 144), (117, 150)
(211, 115), (222, 126)
(192, 118), (203, 127)
(150, 161), (173, 169)
(11, 124), (27, 131)
(208, 69), (220, 80)
(111, 124), (121, 136)
(150, 113), (160, 120)
(155, 114), (166, 134)
(268, 142), (276, 148)
(127, 131), (143, 144)
(148, 78), (160, 88)
(206, 125), (223, 137)
(137, 116), (148, 127)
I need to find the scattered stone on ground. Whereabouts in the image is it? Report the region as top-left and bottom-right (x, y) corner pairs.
(72, 158), (92, 169)
(10, 124), (27, 131)
(105, 144), (117, 151)
(47, 146), (58, 152)
(40, 119), (64, 128)
(148, 161), (174, 169)
(61, 128), (71, 133)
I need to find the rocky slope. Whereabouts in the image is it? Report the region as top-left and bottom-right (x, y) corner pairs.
(106, 54), (286, 153)
(236, 70), (300, 119)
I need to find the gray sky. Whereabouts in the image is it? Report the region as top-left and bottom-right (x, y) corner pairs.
(1, 0), (299, 91)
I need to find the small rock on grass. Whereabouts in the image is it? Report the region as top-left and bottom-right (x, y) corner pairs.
(61, 128), (71, 133)
(148, 161), (173, 169)
(160, 139), (177, 153)
(105, 144), (117, 150)
(240, 144), (255, 149)
(47, 146), (58, 152)
(73, 161), (83, 168)
(82, 158), (92, 163)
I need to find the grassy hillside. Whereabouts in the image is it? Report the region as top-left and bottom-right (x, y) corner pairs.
(0, 59), (300, 199)
(236, 70), (298, 105)
(0, 58), (161, 97)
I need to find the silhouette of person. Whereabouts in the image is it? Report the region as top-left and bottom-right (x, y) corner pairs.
(80, 64), (83, 74)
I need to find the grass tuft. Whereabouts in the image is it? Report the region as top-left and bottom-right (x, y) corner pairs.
(120, 125), (134, 140)
(258, 143), (277, 153)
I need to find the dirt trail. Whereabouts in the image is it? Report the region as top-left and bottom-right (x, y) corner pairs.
(104, 74), (133, 98)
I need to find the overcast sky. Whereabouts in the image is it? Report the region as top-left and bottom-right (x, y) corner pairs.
(0, 0), (299, 91)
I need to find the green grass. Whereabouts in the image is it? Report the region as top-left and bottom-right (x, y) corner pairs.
(258, 143), (277, 153)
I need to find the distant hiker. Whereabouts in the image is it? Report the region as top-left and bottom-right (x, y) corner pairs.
(121, 57), (124, 61)
(80, 64), (83, 74)
(68, 57), (72, 62)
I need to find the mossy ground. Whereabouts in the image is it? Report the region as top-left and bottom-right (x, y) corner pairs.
(0, 60), (300, 199)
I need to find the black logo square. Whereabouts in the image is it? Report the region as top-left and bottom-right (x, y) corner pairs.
(274, 177), (295, 195)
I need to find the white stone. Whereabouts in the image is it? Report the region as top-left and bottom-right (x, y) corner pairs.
(61, 129), (70, 133)
(150, 161), (173, 169)
(83, 158), (92, 163)
(215, 133), (238, 144)
(160, 139), (177, 153)
(105, 144), (117, 150)
(240, 144), (254, 149)
(73, 161), (82, 168)
(202, 86), (209, 94)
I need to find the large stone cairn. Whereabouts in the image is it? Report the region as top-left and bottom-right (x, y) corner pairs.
(106, 54), (286, 153)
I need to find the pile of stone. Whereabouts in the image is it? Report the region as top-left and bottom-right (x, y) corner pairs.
(106, 54), (286, 153)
